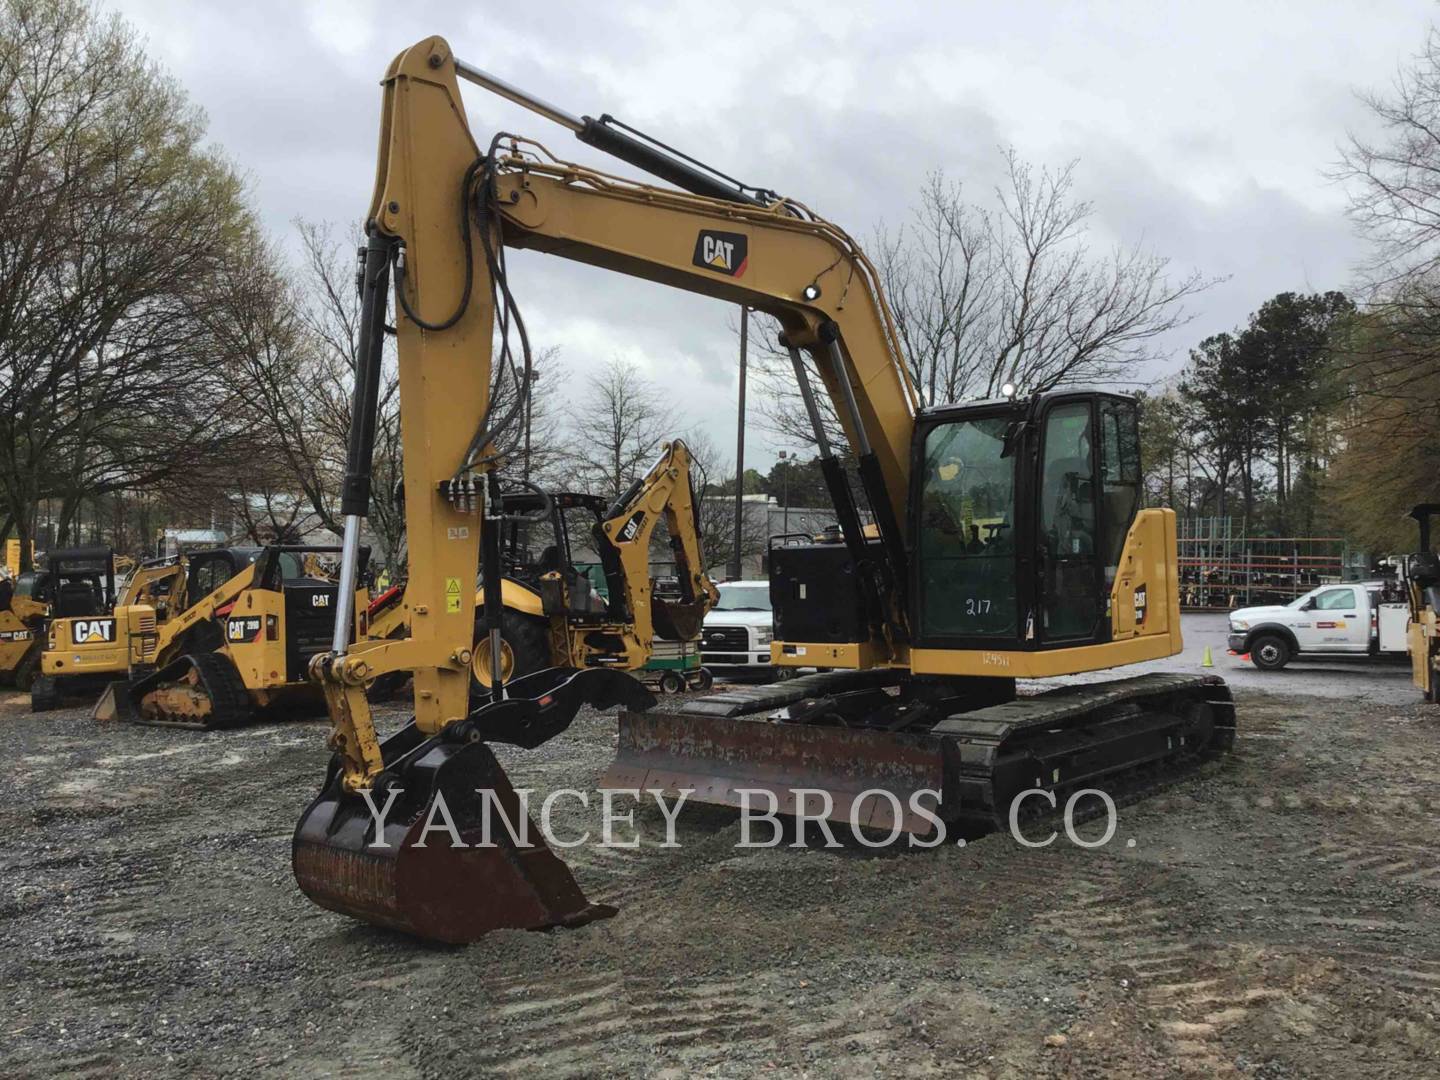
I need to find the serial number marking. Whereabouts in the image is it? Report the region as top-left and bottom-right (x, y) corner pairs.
(981, 652), (1011, 668)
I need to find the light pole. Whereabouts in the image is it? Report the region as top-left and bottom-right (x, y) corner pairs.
(729, 306), (748, 580)
(778, 450), (790, 535)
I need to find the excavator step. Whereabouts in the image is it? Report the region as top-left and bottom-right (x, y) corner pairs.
(605, 672), (1235, 837)
(293, 666), (655, 944)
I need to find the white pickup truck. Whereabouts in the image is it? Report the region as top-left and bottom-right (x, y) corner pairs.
(1227, 580), (1410, 670)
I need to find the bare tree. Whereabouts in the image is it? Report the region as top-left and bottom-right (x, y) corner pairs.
(564, 358), (680, 498)
(488, 344), (568, 487)
(213, 221), (411, 567)
(754, 151), (1208, 456)
(1339, 27), (1440, 289)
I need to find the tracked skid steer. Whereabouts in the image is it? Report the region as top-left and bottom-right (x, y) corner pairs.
(292, 37), (1235, 945)
(60, 545), (374, 729)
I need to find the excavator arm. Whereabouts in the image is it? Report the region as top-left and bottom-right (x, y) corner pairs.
(309, 35), (920, 795)
(295, 35), (927, 942)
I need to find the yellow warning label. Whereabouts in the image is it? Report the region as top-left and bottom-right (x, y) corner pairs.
(445, 577), (462, 613)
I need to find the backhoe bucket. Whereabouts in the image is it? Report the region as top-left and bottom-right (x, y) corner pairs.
(294, 667), (655, 944)
(652, 595), (708, 643)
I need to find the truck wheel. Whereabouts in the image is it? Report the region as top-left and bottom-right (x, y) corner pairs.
(1249, 634), (1291, 671)
(658, 671), (686, 695)
(694, 668), (714, 692)
(471, 611), (551, 690)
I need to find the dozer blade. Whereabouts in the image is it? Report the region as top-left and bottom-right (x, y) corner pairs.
(294, 667), (656, 944)
(604, 707), (945, 832)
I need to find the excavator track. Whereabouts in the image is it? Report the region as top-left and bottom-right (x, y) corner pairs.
(605, 672), (1234, 837)
(121, 651), (255, 731)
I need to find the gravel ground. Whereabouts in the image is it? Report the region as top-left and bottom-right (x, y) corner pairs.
(3, 651), (1439, 1077)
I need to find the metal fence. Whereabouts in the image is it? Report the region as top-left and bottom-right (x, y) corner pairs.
(1177, 517), (1348, 610)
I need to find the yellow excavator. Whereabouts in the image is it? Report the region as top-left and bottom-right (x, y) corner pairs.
(38, 545), (372, 727)
(292, 37), (1235, 944)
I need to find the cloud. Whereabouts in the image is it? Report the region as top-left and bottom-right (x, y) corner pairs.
(106, 0), (1435, 465)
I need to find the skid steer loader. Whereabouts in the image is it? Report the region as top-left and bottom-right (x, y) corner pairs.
(291, 38), (1234, 944)
(1, 547), (119, 692)
(37, 545), (371, 728)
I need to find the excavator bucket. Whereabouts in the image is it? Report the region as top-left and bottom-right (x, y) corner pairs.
(294, 667), (655, 944)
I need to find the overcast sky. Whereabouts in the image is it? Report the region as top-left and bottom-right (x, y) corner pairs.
(108, 0), (1435, 469)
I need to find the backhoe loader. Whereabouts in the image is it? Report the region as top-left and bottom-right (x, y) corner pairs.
(293, 37), (1235, 944)
(0, 546), (118, 691)
(471, 442), (716, 686)
(37, 545), (371, 728)
(362, 443), (716, 693)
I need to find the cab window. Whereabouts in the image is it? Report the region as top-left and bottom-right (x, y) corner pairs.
(1099, 399), (1141, 583)
(1039, 403), (1101, 640)
(189, 558), (232, 599)
(916, 417), (1017, 638)
(1313, 587), (1357, 611)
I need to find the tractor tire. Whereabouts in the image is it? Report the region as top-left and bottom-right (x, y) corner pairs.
(471, 610), (552, 692)
(30, 674), (61, 713)
(1249, 633), (1291, 672)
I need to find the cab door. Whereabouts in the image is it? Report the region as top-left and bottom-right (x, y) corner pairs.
(1300, 585), (1368, 652)
(1037, 401), (1103, 642)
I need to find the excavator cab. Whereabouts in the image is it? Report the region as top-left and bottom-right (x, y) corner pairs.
(910, 391), (1143, 649)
